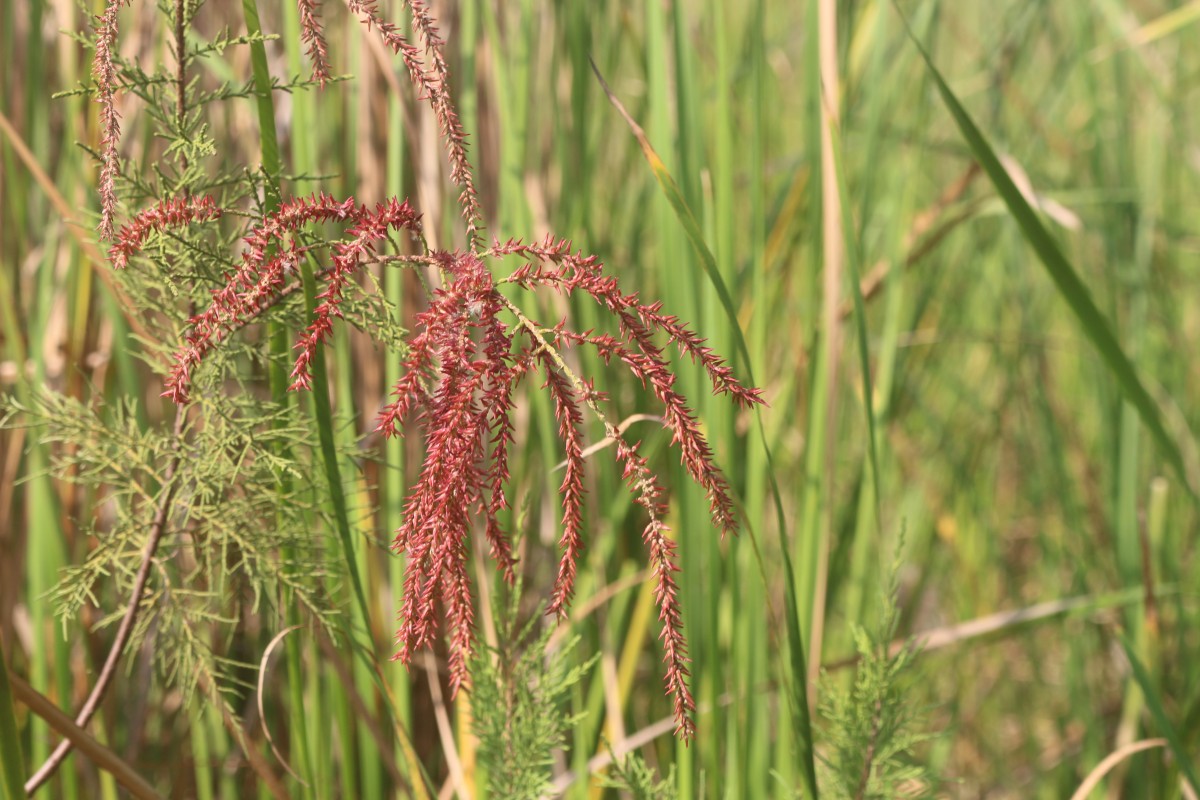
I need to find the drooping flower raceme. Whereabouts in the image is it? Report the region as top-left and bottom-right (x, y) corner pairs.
(103, 0), (762, 740)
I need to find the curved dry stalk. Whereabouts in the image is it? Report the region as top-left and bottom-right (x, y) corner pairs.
(544, 569), (648, 655)
(545, 709), (709, 797)
(422, 652), (469, 799)
(25, 408), (187, 794)
(258, 625), (308, 785)
(195, 670), (292, 800)
(0, 108), (152, 344)
(821, 592), (1144, 673)
(550, 413), (663, 471)
(1068, 739), (1167, 800)
(9, 673), (163, 800)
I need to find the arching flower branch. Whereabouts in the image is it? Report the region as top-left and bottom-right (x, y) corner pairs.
(103, 0), (762, 741)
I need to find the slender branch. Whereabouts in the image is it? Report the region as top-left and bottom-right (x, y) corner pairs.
(853, 696), (884, 800)
(496, 295), (619, 440)
(174, 0), (188, 174)
(9, 674), (163, 800)
(24, 408), (186, 794)
(195, 671), (292, 800)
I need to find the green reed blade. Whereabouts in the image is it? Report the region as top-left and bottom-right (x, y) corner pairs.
(590, 55), (818, 794)
(1120, 634), (1200, 793)
(827, 117), (883, 533)
(896, 4), (1195, 500)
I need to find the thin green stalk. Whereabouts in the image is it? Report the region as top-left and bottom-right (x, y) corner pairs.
(592, 53), (817, 796)
(827, 119), (882, 534)
(739, 2), (772, 791)
(189, 700), (215, 800)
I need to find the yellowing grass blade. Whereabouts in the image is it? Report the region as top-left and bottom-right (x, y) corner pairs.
(1090, 0), (1200, 61)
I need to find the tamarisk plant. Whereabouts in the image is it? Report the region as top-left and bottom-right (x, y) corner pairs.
(99, 0), (761, 739)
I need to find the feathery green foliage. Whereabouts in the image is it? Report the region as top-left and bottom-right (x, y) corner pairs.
(816, 570), (938, 799)
(469, 591), (596, 799)
(600, 752), (678, 800)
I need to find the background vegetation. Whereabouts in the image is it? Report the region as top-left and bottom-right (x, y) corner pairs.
(2, 0), (1199, 797)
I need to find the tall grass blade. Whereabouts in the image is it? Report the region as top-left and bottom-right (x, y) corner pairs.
(1119, 634), (1200, 793)
(781, 548), (820, 799)
(895, 4), (1196, 499)
(826, 117), (882, 530)
(588, 58), (748, 381)
(590, 56), (818, 791)
(241, 0), (282, 193)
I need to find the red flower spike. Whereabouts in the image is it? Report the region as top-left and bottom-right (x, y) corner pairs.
(612, 437), (696, 740)
(543, 360), (587, 618)
(391, 318), (488, 677)
(163, 241), (302, 404)
(479, 298), (521, 583)
(296, 0), (331, 86)
(93, 0), (131, 242)
(290, 198), (421, 391)
(345, 0), (483, 247)
(108, 195), (223, 269)
(155, 195), (384, 403)
(114, 0), (766, 742)
(147, 201), (760, 741)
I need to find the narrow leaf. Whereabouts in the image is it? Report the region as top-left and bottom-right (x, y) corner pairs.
(591, 57), (817, 791)
(588, 57), (750, 385)
(826, 114), (883, 531)
(1119, 635), (1200, 793)
(895, 5), (1196, 498)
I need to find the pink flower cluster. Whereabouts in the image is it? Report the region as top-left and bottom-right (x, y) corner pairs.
(102, 0), (763, 741)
